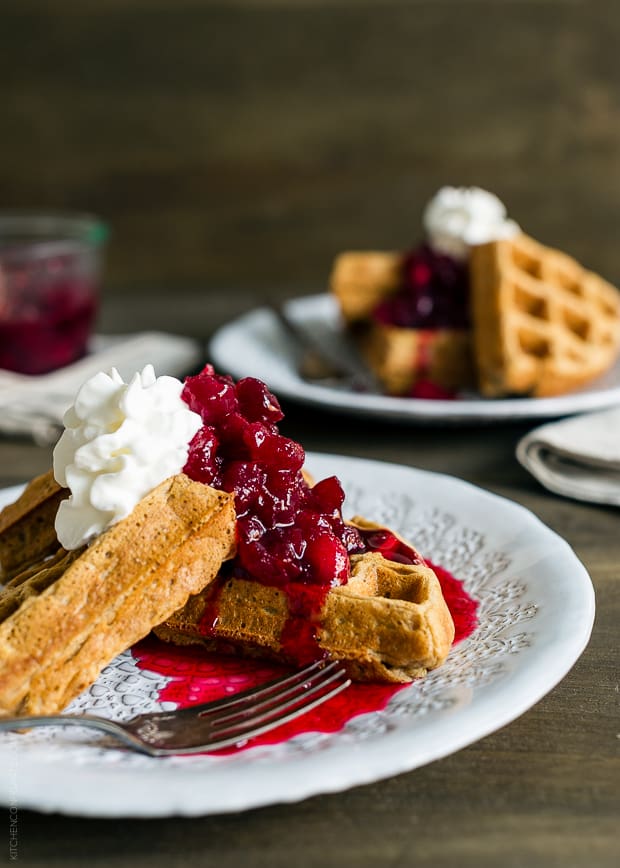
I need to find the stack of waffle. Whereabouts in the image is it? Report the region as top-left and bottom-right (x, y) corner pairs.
(156, 517), (455, 684)
(0, 473), (236, 717)
(331, 233), (620, 398)
(0, 475), (455, 717)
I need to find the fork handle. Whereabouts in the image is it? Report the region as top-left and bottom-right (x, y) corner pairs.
(0, 714), (129, 742)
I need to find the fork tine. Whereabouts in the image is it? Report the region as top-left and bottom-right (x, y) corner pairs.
(195, 675), (351, 753)
(174, 659), (339, 717)
(207, 661), (345, 728)
(204, 667), (351, 747)
(0, 662), (352, 757)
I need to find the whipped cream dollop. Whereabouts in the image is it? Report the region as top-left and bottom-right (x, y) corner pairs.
(423, 186), (519, 260)
(53, 365), (202, 550)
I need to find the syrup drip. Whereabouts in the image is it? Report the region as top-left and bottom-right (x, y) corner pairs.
(133, 560), (478, 755)
(408, 331), (459, 401)
(414, 330), (433, 381)
(357, 526), (425, 565)
(197, 527), (424, 665)
(195, 566), (334, 667)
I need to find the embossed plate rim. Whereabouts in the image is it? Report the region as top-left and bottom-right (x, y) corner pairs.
(210, 293), (620, 423)
(0, 454), (595, 817)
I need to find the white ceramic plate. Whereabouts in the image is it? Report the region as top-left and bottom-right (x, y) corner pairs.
(0, 454), (594, 817)
(210, 294), (620, 423)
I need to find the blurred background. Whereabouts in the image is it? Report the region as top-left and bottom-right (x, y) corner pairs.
(1, 0), (619, 338)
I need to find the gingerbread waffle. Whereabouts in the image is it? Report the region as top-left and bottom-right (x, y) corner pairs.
(155, 518), (455, 683)
(470, 233), (620, 397)
(330, 251), (404, 324)
(330, 251), (475, 395)
(0, 474), (236, 718)
(361, 323), (474, 395)
(0, 470), (66, 582)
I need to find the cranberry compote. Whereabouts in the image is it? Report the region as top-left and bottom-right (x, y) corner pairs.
(372, 243), (469, 330)
(0, 279), (97, 375)
(182, 366), (367, 663)
(134, 554), (479, 755)
(356, 527), (425, 566)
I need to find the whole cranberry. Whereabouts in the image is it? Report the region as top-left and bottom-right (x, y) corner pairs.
(183, 426), (221, 485)
(183, 369), (239, 423)
(236, 377), (284, 424)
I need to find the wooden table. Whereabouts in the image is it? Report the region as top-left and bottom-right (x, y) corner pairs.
(1, 295), (618, 868)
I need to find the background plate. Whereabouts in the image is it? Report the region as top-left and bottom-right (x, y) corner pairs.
(210, 294), (620, 423)
(0, 454), (595, 817)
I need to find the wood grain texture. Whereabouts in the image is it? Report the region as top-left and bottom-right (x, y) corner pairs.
(1, 0), (619, 303)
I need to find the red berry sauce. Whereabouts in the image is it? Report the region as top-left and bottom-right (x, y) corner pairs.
(132, 366), (480, 753)
(373, 244), (469, 331)
(181, 366), (370, 665)
(0, 240), (99, 376)
(132, 563), (478, 755)
(371, 244), (468, 401)
(409, 380), (458, 400)
(0, 281), (97, 375)
(355, 526), (425, 565)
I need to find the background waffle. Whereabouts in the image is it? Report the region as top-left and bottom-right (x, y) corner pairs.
(0, 475), (235, 717)
(470, 233), (620, 397)
(330, 251), (474, 394)
(330, 251), (404, 324)
(361, 323), (474, 395)
(155, 517), (456, 683)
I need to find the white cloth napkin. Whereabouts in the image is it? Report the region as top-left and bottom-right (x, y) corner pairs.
(0, 331), (203, 444)
(516, 406), (620, 506)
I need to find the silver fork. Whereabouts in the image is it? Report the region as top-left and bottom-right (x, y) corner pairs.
(268, 302), (382, 393)
(0, 660), (350, 756)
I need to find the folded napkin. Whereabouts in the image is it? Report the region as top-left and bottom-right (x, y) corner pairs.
(0, 332), (203, 444)
(516, 406), (620, 506)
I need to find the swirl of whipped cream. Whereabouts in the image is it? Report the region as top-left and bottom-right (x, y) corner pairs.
(423, 186), (519, 260)
(53, 365), (202, 550)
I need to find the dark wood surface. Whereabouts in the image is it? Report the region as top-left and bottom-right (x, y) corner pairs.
(1, 0), (620, 300)
(1, 1), (619, 865)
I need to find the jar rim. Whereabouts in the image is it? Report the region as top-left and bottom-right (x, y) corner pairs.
(0, 212), (108, 248)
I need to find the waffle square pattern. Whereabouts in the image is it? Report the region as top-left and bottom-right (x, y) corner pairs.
(470, 233), (620, 398)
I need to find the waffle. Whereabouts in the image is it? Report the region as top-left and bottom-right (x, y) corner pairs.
(330, 251), (475, 394)
(330, 252), (404, 324)
(155, 518), (455, 683)
(0, 470), (66, 582)
(361, 323), (474, 395)
(470, 233), (620, 397)
(0, 474), (236, 718)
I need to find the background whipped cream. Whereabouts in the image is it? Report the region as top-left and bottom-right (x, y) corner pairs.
(53, 365), (202, 550)
(423, 186), (519, 260)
